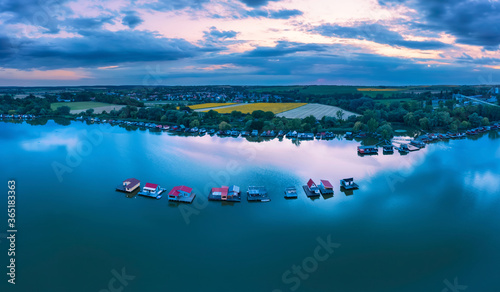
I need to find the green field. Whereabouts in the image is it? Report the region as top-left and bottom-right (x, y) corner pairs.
(50, 102), (113, 111)
(249, 85), (409, 97)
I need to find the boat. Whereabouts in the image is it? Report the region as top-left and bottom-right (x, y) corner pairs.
(284, 186), (298, 198)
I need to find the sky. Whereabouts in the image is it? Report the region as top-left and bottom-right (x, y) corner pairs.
(0, 0), (500, 86)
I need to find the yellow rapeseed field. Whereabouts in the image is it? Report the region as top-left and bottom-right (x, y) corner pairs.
(204, 103), (307, 114)
(357, 88), (403, 92)
(188, 103), (236, 110)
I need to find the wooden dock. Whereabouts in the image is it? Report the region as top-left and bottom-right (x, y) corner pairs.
(302, 185), (320, 197)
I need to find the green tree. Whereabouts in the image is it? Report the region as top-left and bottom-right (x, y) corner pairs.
(468, 113), (482, 127)
(190, 119), (200, 128)
(353, 121), (364, 131)
(56, 106), (70, 115)
(219, 121), (231, 131)
(86, 108), (94, 115)
(367, 118), (379, 133)
(481, 117), (490, 126)
(336, 110), (344, 122)
(419, 117), (430, 130)
(377, 123), (394, 140)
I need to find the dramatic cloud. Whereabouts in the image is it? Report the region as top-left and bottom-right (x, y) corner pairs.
(244, 41), (328, 57)
(66, 17), (115, 30)
(314, 22), (450, 50)
(122, 11), (143, 29)
(378, 0), (500, 49)
(0, 0), (71, 33)
(0, 0), (499, 85)
(1, 30), (208, 70)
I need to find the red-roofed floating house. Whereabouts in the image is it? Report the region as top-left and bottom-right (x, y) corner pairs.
(167, 185), (196, 203)
(208, 185), (241, 202)
(303, 179), (320, 197)
(319, 179), (334, 195)
(138, 182), (166, 199)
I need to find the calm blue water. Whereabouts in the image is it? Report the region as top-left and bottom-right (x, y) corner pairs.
(0, 120), (499, 292)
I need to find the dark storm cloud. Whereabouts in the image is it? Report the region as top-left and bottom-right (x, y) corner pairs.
(378, 0), (500, 49)
(0, 0), (71, 34)
(314, 22), (450, 50)
(122, 11), (143, 28)
(191, 43), (478, 85)
(1, 30), (211, 70)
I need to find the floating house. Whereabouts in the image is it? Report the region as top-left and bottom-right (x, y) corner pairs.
(247, 186), (270, 202)
(116, 178), (140, 193)
(319, 180), (334, 195)
(357, 146), (378, 155)
(382, 145), (394, 153)
(138, 182), (166, 199)
(303, 179), (320, 197)
(208, 185), (241, 202)
(284, 186), (298, 198)
(340, 178), (359, 190)
(397, 144), (410, 153)
(167, 185), (196, 203)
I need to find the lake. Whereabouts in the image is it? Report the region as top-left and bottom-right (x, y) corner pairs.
(0, 120), (499, 292)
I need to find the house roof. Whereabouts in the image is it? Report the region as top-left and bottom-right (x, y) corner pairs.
(124, 178), (140, 186)
(342, 178), (354, 182)
(144, 183), (158, 189)
(320, 180), (333, 189)
(212, 186), (229, 196)
(229, 185), (240, 193)
(168, 185), (193, 196)
(307, 179), (316, 188)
